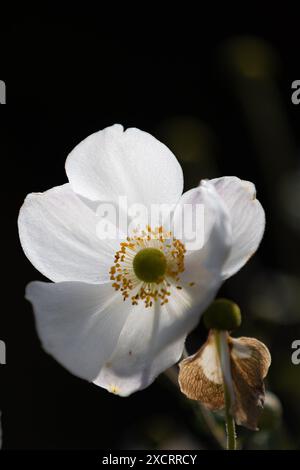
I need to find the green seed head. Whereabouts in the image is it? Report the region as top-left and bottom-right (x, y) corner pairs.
(133, 248), (167, 283)
(203, 298), (242, 331)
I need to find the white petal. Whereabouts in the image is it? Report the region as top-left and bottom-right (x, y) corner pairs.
(65, 124), (184, 209)
(18, 183), (118, 283)
(94, 273), (222, 397)
(26, 281), (129, 381)
(173, 180), (232, 277)
(210, 177), (265, 279)
(94, 301), (183, 396)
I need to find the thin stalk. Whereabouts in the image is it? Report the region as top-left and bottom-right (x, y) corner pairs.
(214, 330), (237, 450)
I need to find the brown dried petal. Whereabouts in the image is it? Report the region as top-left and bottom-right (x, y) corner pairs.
(178, 333), (271, 431)
(229, 336), (271, 430)
(178, 333), (225, 410)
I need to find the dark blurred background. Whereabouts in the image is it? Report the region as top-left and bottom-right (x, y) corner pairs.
(1, 15), (300, 450)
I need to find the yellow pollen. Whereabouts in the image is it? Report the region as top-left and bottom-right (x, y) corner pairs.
(109, 385), (120, 394)
(109, 225), (191, 307)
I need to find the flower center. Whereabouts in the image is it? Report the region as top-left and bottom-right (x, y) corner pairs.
(133, 248), (167, 283)
(109, 225), (189, 307)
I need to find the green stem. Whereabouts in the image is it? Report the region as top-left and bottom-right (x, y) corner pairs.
(214, 330), (237, 450)
(224, 382), (236, 450)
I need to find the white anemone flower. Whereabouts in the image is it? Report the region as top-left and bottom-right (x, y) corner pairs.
(18, 124), (265, 396)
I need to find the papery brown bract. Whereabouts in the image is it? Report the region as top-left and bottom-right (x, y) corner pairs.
(179, 332), (271, 430)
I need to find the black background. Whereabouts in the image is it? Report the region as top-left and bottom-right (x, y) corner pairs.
(1, 13), (300, 449)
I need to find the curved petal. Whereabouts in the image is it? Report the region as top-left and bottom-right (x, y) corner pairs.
(230, 336), (271, 430)
(65, 125), (184, 209)
(94, 300), (184, 396)
(178, 332), (224, 409)
(26, 281), (129, 381)
(173, 180), (232, 277)
(210, 177), (265, 280)
(18, 183), (118, 283)
(94, 270), (223, 397)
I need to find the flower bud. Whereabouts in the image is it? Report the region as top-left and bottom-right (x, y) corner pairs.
(203, 298), (242, 331)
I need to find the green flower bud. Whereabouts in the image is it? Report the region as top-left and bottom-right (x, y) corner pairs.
(203, 298), (242, 331)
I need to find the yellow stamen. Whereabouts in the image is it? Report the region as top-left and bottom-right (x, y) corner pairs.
(110, 225), (193, 307)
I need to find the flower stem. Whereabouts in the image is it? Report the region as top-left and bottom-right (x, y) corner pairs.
(224, 382), (236, 450)
(214, 330), (237, 450)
